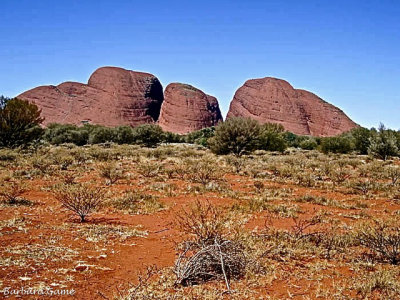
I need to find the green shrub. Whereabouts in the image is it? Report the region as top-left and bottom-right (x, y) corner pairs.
(163, 131), (184, 143)
(185, 127), (215, 147)
(320, 136), (353, 154)
(113, 126), (134, 144)
(299, 138), (318, 150)
(349, 127), (372, 155)
(88, 126), (115, 144)
(44, 123), (89, 146)
(209, 117), (262, 156)
(259, 123), (287, 152)
(0, 98), (44, 148)
(132, 124), (164, 147)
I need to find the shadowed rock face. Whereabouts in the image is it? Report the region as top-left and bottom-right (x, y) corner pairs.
(227, 77), (358, 137)
(18, 67), (164, 127)
(158, 83), (223, 134)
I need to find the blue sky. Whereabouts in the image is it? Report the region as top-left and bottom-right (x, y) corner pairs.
(1, 0), (399, 129)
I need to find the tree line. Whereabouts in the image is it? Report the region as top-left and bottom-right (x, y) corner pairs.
(1, 97), (399, 160)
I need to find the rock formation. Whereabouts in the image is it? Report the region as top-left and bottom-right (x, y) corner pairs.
(18, 67), (357, 136)
(18, 67), (164, 127)
(158, 83), (223, 134)
(227, 77), (358, 136)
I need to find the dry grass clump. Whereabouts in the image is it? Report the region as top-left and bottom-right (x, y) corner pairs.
(0, 181), (32, 206)
(136, 160), (161, 178)
(184, 156), (224, 185)
(53, 183), (105, 222)
(76, 224), (147, 242)
(98, 162), (124, 185)
(0, 217), (30, 235)
(225, 155), (246, 174)
(111, 191), (164, 214)
(30, 154), (54, 175)
(353, 269), (400, 299)
(174, 201), (247, 290)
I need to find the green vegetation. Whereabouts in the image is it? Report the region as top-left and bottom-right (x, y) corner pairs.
(368, 123), (399, 160)
(209, 117), (288, 156)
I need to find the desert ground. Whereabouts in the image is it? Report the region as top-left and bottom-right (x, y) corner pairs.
(1, 143), (400, 299)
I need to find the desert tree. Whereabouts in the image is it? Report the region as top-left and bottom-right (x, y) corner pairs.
(368, 123), (398, 160)
(0, 98), (44, 148)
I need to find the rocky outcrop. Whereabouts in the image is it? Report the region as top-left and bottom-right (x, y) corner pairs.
(227, 77), (358, 136)
(18, 67), (164, 127)
(158, 83), (223, 134)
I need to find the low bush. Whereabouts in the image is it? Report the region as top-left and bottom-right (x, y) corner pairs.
(44, 124), (89, 146)
(185, 127), (215, 147)
(259, 123), (287, 152)
(54, 183), (105, 222)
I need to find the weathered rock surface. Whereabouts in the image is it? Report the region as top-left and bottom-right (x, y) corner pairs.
(158, 83), (223, 134)
(227, 77), (358, 136)
(18, 67), (164, 127)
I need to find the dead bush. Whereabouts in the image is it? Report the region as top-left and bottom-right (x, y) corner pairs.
(175, 238), (247, 288)
(386, 166), (400, 186)
(174, 201), (247, 290)
(54, 183), (105, 222)
(357, 220), (400, 265)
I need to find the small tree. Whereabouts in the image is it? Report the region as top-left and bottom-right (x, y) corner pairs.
(132, 124), (164, 147)
(368, 124), (398, 160)
(0, 95), (10, 109)
(0, 98), (44, 148)
(54, 184), (105, 222)
(208, 117), (261, 156)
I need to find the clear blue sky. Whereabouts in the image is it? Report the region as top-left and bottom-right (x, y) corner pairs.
(1, 0), (399, 129)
